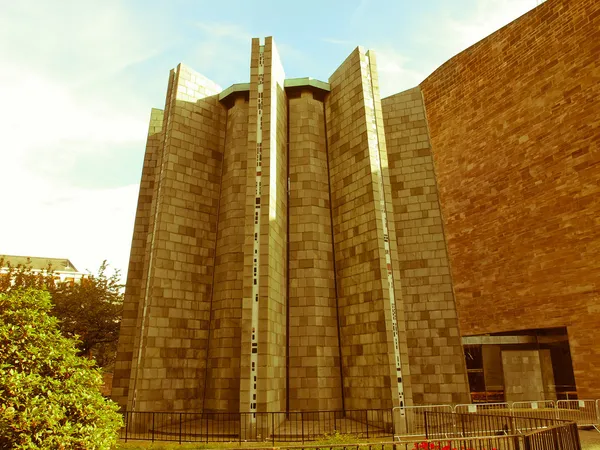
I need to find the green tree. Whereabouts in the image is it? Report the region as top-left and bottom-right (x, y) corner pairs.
(0, 259), (123, 370)
(0, 288), (122, 449)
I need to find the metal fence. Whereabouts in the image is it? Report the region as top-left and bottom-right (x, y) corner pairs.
(119, 397), (599, 444)
(512, 401), (557, 419)
(522, 422), (581, 450)
(454, 400), (599, 429)
(556, 400), (598, 427)
(213, 425), (580, 450)
(423, 411), (565, 439)
(455, 403), (512, 416)
(392, 405), (454, 437)
(120, 409), (394, 443)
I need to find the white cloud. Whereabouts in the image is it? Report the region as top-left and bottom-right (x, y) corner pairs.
(0, 1), (166, 280)
(372, 48), (426, 98)
(186, 22), (256, 87)
(415, 0), (538, 57)
(194, 22), (253, 41)
(0, 0), (542, 282)
(322, 38), (352, 46)
(0, 179), (139, 278)
(372, 0), (538, 97)
(445, 0), (537, 51)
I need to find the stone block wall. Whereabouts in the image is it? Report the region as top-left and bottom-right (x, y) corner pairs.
(114, 36), (497, 413)
(502, 350), (555, 402)
(122, 64), (226, 412)
(382, 87), (470, 404)
(204, 95), (248, 412)
(325, 48), (411, 410)
(112, 107), (163, 409)
(288, 90), (343, 411)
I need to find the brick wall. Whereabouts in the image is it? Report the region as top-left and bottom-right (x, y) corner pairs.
(420, 0), (600, 397)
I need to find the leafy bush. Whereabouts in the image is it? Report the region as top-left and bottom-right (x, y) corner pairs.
(0, 289), (122, 449)
(0, 259), (123, 370)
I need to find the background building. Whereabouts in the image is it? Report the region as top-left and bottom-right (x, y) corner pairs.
(0, 255), (85, 284)
(114, 0), (599, 413)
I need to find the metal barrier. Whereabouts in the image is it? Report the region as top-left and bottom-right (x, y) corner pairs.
(392, 405), (453, 438)
(455, 402), (512, 416)
(512, 400), (557, 419)
(424, 411), (561, 438)
(556, 400), (599, 427)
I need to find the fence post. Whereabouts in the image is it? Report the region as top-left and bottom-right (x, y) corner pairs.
(179, 412), (182, 444)
(334, 411), (338, 433)
(272, 412), (275, 446)
(514, 435), (522, 450)
(124, 411), (128, 443)
(302, 411), (305, 444)
(573, 422), (582, 450)
(366, 410), (369, 439)
(152, 412), (155, 442)
(510, 412), (516, 435)
(551, 426), (559, 450)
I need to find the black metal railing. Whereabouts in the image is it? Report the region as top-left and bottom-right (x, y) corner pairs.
(522, 422), (580, 450)
(119, 409), (394, 443)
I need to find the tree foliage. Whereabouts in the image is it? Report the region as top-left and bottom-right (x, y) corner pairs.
(0, 259), (123, 369)
(0, 288), (122, 449)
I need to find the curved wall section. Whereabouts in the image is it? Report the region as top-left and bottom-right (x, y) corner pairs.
(420, 0), (600, 397)
(204, 96), (249, 412)
(288, 90), (343, 411)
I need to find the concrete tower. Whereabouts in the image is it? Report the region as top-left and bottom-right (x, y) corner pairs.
(112, 37), (470, 413)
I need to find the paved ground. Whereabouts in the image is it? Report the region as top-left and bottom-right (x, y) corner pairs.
(580, 429), (600, 450)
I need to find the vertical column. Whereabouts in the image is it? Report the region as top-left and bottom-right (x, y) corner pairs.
(364, 50), (410, 410)
(204, 95), (249, 412)
(126, 64), (226, 412)
(326, 47), (412, 410)
(240, 37), (288, 415)
(112, 108), (164, 410)
(288, 90), (343, 411)
(382, 87), (470, 404)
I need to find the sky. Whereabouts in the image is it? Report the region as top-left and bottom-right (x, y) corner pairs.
(0, 0), (541, 280)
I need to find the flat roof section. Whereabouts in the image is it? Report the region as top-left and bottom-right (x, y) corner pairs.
(219, 78), (331, 105)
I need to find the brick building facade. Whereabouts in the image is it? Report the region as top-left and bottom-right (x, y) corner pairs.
(417, 0), (600, 399)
